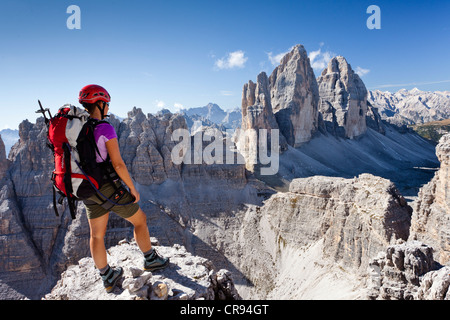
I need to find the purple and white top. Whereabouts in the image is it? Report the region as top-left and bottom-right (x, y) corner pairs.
(93, 122), (117, 163)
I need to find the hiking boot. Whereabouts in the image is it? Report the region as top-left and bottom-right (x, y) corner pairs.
(144, 249), (169, 271)
(101, 266), (123, 293)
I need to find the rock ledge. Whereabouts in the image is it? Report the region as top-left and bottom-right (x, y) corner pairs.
(44, 239), (241, 300)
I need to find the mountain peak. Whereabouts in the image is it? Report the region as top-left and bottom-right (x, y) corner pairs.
(410, 87), (423, 94)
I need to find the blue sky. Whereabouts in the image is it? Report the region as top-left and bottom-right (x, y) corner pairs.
(0, 0), (449, 130)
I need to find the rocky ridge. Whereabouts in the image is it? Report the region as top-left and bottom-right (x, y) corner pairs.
(366, 241), (449, 300)
(44, 239), (240, 300)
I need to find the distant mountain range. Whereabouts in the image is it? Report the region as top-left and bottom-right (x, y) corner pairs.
(0, 128), (19, 156)
(368, 88), (450, 126)
(180, 103), (241, 131)
(1, 88), (449, 156)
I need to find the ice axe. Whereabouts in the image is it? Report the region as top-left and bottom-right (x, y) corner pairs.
(35, 100), (52, 128)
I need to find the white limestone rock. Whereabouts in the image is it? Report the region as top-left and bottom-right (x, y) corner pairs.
(317, 56), (368, 139)
(44, 239), (241, 300)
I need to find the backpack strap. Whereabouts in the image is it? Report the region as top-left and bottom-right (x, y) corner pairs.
(82, 118), (109, 162)
(52, 187), (59, 217)
(62, 143), (74, 195)
(62, 142), (77, 219)
(67, 196), (77, 219)
(84, 184), (127, 211)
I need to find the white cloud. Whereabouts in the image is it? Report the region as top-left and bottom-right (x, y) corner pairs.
(155, 100), (165, 108)
(355, 66), (370, 77)
(173, 103), (184, 111)
(308, 48), (334, 71)
(220, 90), (234, 96)
(215, 50), (248, 69)
(267, 50), (290, 66)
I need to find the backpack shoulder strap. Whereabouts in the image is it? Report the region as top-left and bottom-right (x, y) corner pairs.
(84, 118), (106, 161)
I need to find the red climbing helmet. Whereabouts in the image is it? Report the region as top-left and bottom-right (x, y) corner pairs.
(78, 84), (111, 104)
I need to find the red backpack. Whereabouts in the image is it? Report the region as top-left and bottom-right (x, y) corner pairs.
(37, 101), (128, 219)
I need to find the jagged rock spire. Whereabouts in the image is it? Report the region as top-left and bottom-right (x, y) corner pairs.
(317, 56), (368, 139)
(269, 44), (320, 147)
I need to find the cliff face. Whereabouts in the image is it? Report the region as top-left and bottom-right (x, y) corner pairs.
(0, 135), (9, 180)
(223, 174), (413, 298)
(269, 45), (320, 147)
(238, 72), (288, 172)
(0, 119), (57, 299)
(317, 56), (368, 139)
(411, 133), (450, 265)
(238, 44), (320, 165)
(118, 108), (185, 185)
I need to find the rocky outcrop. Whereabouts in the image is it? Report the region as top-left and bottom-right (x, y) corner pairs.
(366, 241), (447, 300)
(416, 265), (450, 300)
(317, 56), (368, 139)
(266, 174), (412, 271)
(118, 107), (185, 185)
(44, 239), (241, 300)
(269, 44), (320, 147)
(241, 73), (278, 133)
(365, 101), (385, 135)
(218, 174), (414, 299)
(363, 133), (450, 300)
(237, 72), (288, 171)
(411, 133), (450, 265)
(236, 44), (320, 171)
(236, 44), (389, 178)
(238, 44), (320, 151)
(0, 118), (58, 299)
